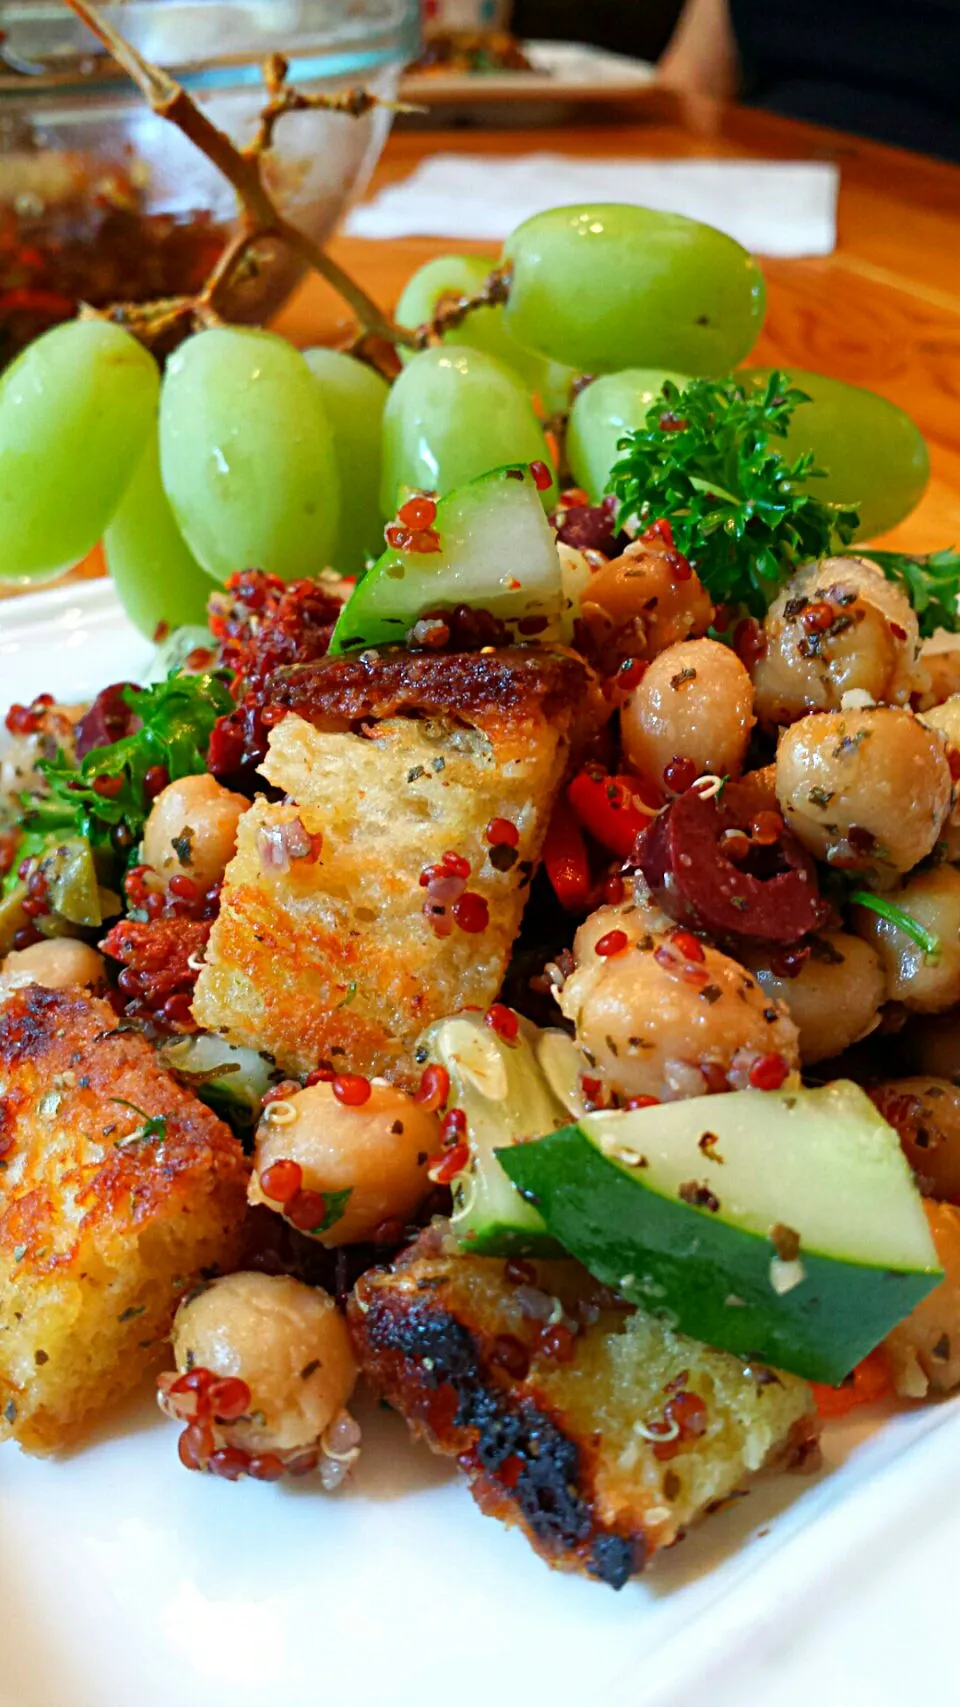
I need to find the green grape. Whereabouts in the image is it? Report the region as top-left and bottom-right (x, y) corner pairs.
(502, 204), (766, 376)
(395, 255), (578, 415)
(566, 367), (691, 500)
(380, 344), (557, 514)
(0, 319), (159, 583)
(159, 327), (340, 583)
(538, 360), (580, 419)
(301, 347), (389, 572)
(104, 433), (214, 640)
(742, 368), (930, 540)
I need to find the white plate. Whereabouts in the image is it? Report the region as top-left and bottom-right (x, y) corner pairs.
(2, 579), (959, 1707)
(402, 39), (655, 104)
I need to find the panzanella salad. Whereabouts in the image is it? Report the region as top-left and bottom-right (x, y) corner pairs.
(2, 158), (960, 1589)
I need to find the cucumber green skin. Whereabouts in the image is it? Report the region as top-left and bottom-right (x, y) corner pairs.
(328, 464), (556, 655)
(458, 1211), (560, 1259)
(327, 551), (411, 653)
(499, 1125), (941, 1383)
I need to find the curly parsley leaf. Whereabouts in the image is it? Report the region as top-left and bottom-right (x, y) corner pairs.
(20, 671), (233, 857)
(608, 372), (860, 617)
(848, 547), (960, 639)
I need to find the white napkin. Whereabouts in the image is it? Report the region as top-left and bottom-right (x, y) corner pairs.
(346, 154), (839, 257)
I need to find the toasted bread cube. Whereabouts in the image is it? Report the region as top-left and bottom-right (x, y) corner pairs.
(349, 1252), (818, 1588)
(0, 985), (249, 1453)
(193, 649), (587, 1081)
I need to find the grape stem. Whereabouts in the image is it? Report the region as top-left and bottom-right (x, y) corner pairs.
(408, 265), (514, 351)
(61, 0), (425, 354)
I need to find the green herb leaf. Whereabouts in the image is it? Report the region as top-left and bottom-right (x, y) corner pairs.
(846, 547), (960, 639)
(110, 1099), (171, 1146)
(309, 1187), (353, 1236)
(19, 670), (233, 862)
(849, 890), (940, 957)
(607, 372), (860, 617)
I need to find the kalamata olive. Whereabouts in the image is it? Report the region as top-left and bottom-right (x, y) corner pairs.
(74, 682), (138, 759)
(635, 786), (829, 941)
(553, 497), (620, 555)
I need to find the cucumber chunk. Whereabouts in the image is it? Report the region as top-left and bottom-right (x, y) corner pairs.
(159, 1033), (278, 1135)
(143, 626), (215, 684)
(329, 464), (561, 655)
(419, 1013), (580, 1256)
(498, 1082), (942, 1382)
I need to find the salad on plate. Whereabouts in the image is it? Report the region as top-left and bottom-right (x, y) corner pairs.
(2, 20), (960, 1595)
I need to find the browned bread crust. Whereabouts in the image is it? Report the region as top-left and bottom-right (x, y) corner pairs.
(348, 1251), (818, 1589)
(269, 646), (589, 734)
(0, 985), (249, 1452)
(193, 650), (589, 1081)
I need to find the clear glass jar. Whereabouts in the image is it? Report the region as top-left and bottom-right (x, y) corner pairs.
(0, 0), (419, 361)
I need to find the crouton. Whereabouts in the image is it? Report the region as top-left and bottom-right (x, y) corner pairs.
(0, 985), (249, 1453)
(348, 1250), (818, 1588)
(193, 649), (588, 1082)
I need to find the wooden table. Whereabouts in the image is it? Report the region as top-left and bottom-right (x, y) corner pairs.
(273, 90), (960, 556)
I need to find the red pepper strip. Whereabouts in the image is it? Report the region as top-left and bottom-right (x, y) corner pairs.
(567, 770), (662, 859)
(543, 799), (590, 911)
(810, 1347), (893, 1419)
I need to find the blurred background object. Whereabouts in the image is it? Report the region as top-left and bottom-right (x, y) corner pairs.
(0, 0), (418, 365)
(514, 0), (683, 63)
(657, 0), (960, 163)
(413, 0), (960, 164)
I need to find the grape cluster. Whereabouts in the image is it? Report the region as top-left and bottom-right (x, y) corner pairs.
(0, 201), (928, 632)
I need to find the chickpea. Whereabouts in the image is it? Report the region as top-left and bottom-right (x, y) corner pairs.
(740, 931), (885, 1064)
(557, 903), (799, 1102)
(920, 693), (960, 750)
(141, 772), (247, 890)
(776, 707), (951, 879)
(919, 694), (960, 859)
(579, 539), (714, 660)
(0, 937), (105, 992)
(168, 1271), (357, 1458)
(913, 648), (960, 713)
(751, 557), (923, 726)
(883, 1201), (960, 1398)
(621, 638), (755, 789)
(853, 865), (960, 1012)
(250, 1079), (438, 1245)
(869, 1077), (960, 1203)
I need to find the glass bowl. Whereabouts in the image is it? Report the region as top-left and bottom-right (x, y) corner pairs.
(0, 0), (419, 363)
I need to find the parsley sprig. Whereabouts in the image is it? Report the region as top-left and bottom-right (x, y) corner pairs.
(608, 371), (960, 634)
(19, 671), (233, 858)
(852, 547), (960, 640)
(608, 372), (859, 616)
